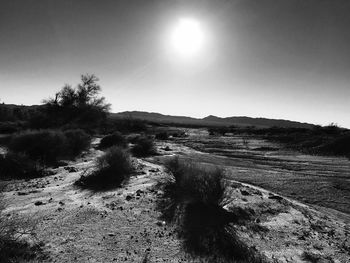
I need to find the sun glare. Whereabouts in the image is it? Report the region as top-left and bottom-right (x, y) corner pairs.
(170, 18), (205, 58)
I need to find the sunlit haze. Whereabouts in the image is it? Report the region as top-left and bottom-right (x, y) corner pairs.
(1, 0), (350, 127)
(169, 18), (205, 58)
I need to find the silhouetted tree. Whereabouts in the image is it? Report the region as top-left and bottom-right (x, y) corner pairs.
(34, 74), (110, 128)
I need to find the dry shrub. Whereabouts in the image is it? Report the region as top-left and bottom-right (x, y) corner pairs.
(63, 129), (91, 156)
(99, 131), (127, 149)
(157, 157), (265, 263)
(0, 152), (46, 180)
(131, 136), (156, 157)
(76, 146), (134, 190)
(8, 129), (91, 165)
(0, 186), (47, 262)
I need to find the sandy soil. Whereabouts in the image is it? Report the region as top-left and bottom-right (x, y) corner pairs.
(171, 129), (350, 216)
(1, 137), (350, 262)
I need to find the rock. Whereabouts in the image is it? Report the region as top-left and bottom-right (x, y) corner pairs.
(156, 221), (166, 227)
(35, 201), (44, 206)
(156, 190), (164, 196)
(136, 189), (144, 196)
(17, 192), (28, 196)
(163, 146), (172, 151)
(108, 233), (116, 237)
(125, 195), (133, 201)
(64, 166), (78, 173)
(240, 189), (250, 196)
(59, 201), (65, 206)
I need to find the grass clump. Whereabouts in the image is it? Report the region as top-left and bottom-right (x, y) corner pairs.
(99, 131), (127, 149)
(160, 157), (227, 219)
(8, 129), (91, 165)
(76, 146), (134, 190)
(0, 216), (45, 262)
(131, 136), (156, 157)
(158, 157), (265, 262)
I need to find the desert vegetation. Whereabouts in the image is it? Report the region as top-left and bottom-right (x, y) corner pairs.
(99, 131), (127, 149)
(155, 132), (169, 140)
(157, 157), (264, 262)
(0, 185), (46, 262)
(34, 74), (110, 129)
(76, 146), (134, 190)
(8, 129), (91, 165)
(0, 152), (47, 180)
(103, 117), (148, 134)
(131, 136), (157, 157)
(0, 74), (349, 262)
(0, 129), (90, 179)
(208, 124), (350, 158)
(0, 74), (110, 134)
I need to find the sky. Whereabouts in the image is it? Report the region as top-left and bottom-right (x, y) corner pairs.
(1, 0), (350, 127)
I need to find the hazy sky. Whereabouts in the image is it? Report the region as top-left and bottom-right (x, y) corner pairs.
(1, 0), (350, 127)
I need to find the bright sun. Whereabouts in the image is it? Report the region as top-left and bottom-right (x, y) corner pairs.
(170, 18), (205, 58)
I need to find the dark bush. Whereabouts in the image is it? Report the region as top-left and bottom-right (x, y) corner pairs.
(155, 132), (168, 140)
(30, 74), (110, 129)
(0, 152), (46, 180)
(0, 122), (21, 134)
(160, 157), (226, 221)
(8, 129), (90, 165)
(63, 129), (91, 156)
(8, 130), (67, 164)
(103, 118), (147, 134)
(131, 136), (156, 157)
(76, 146), (134, 190)
(99, 132), (127, 149)
(316, 134), (350, 157)
(0, 135), (11, 146)
(157, 157), (264, 262)
(126, 134), (141, 144)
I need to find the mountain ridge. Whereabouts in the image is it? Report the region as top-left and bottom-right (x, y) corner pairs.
(111, 111), (315, 128)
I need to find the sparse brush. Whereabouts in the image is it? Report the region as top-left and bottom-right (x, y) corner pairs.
(63, 129), (91, 156)
(157, 156), (265, 262)
(8, 129), (66, 164)
(315, 134), (350, 158)
(155, 132), (169, 140)
(99, 131), (127, 149)
(0, 152), (46, 179)
(162, 157), (226, 211)
(131, 136), (156, 157)
(8, 129), (91, 166)
(0, 188), (46, 262)
(76, 146), (134, 190)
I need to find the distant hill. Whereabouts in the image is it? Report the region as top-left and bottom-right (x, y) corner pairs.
(0, 103), (315, 129)
(0, 103), (40, 122)
(111, 111), (315, 129)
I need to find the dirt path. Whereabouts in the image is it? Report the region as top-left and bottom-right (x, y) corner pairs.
(2, 142), (188, 262)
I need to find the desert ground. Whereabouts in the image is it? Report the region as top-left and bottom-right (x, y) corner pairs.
(1, 130), (350, 262)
